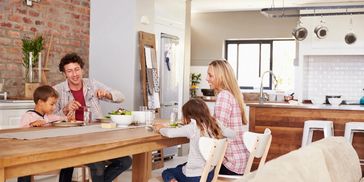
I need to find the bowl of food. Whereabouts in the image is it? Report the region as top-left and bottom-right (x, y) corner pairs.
(109, 108), (133, 126)
(328, 98), (343, 106)
(110, 115), (133, 126)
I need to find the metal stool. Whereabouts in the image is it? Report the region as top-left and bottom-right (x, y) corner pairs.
(344, 122), (364, 165)
(301, 120), (334, 147)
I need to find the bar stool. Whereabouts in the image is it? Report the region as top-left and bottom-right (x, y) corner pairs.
(301, 120), (334, 147)
(344, 122), (364, 165)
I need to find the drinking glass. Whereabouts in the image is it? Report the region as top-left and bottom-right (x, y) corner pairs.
(138, 106), (148, 125)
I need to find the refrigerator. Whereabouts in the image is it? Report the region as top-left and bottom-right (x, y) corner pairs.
(159, 33), (180, 158)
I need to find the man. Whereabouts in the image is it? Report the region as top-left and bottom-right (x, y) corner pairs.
(54, 53), (132, 182)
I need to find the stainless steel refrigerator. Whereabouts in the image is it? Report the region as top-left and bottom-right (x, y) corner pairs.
(159, 33), (180, 158)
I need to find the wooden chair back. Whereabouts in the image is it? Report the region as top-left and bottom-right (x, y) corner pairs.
(199, 137), (228, 182)
(243, 128), (272, 174)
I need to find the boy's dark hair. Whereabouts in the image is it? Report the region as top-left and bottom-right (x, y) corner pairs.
(33, 85), (59, 104)
(59, 53), (84, 72)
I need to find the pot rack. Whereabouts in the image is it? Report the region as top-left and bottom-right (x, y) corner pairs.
(261, 4), (364, 18)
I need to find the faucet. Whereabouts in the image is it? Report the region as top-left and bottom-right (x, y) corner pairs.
(259, 71), (278, 104)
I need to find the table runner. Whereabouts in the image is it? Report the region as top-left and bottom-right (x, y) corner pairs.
(0, 125), (148, 140)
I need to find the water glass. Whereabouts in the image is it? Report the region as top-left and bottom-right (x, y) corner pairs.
(83, 107), (92, 126)
(145, 110), (155, 126)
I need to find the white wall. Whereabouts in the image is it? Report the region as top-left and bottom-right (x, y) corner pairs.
(90, 1), (137, 113)
(90, 0), (188, 114)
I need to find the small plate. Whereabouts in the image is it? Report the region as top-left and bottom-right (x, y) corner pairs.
(52, 120), (84, 127)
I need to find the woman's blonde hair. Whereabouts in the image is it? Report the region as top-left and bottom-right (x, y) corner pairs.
(182, 98), (224, 139)
(208, 60), (247, 124)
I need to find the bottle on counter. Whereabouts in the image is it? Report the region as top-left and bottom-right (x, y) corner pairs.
(360, 89), (364, 105)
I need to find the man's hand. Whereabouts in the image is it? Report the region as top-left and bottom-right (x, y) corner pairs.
(63, 100), (81, 115)
(96, 89), (112, 100)
(29, 120), (47, 127)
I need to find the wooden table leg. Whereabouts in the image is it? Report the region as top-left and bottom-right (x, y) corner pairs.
(132, 152), (152, 182)
(0, 167), (5, 182)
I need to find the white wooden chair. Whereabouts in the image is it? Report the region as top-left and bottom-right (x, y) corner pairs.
(217, 128), (272, 181)
(148, 137), (228, 182)
(199, 137), (228, 182)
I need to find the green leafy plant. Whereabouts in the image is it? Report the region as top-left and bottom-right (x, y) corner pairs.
(22, 36), (44, 69)
(191, 73), (201, 86)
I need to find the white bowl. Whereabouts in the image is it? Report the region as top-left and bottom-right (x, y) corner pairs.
(110, 115), (133, 126)
(132, 111), (146, 124)
(328, 98), (343, 106)
(311, 98), (325, 105)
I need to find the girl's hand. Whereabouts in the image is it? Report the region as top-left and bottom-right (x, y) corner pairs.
(29, 120), (47, 127)
(153, 123), (167, 132)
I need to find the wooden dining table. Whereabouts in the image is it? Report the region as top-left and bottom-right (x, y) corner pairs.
(0, 124), (188, 182)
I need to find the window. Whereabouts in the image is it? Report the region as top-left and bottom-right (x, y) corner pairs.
(225, 39), (295, 91)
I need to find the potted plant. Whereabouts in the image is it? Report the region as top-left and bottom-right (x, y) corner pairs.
(190, 73), (201, 97)
(22, 36), (44, 82)
(22, 36), (44, 98)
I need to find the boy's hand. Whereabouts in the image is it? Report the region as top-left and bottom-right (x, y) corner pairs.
(29, 120), (47, 127)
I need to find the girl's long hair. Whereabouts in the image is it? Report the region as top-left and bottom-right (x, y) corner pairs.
(182, 98), (224, 139)
(208, 60), (247, 124)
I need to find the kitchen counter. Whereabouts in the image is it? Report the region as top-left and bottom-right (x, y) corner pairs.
(247, 102), (364, 111)
(0, 100), (34, 109)
(248, 103), (364, 173)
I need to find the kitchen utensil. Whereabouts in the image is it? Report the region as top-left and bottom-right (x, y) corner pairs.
(314, 25), (328, 39)
(345, 33), (356, 45)
(325, 95), (341, 104)
(292, 26), (308, 41)
(328, 98), (343, 106)
(201, 89), (215, 96)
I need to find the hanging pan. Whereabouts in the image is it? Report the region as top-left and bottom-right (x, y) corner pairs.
(292, 26), (308, 41)
(345, 32), (356, 45)
(314, 25), (328, 39)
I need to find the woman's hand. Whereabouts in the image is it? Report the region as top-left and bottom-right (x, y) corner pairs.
(29, 120), (47, 127)
(96, 89), (112, 100)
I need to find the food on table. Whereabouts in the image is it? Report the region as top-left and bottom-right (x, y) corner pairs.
(109, 108), (132, 115)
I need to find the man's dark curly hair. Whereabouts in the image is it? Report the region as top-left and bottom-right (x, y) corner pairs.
(59, 53), (84, 72)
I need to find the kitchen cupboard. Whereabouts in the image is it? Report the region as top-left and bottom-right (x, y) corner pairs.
(0, 101), (34, 129)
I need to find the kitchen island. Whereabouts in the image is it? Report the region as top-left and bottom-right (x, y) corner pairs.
(248, 103), (364, 172)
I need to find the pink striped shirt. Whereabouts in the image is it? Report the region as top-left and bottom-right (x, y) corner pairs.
(214, 90), (248, 174)
(20, 110), (66, 128)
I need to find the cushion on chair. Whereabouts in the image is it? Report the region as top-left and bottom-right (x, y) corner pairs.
(235, 137), (362, 182)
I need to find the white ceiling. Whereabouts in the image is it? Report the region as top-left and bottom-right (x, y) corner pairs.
(191, 0), (364, 13)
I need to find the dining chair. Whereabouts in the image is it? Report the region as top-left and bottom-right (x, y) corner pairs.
(148, 137), (228, 182)
(217, 128), (272, 181)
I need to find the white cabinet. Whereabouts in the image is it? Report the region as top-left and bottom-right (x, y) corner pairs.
(0, 101), (34, 129)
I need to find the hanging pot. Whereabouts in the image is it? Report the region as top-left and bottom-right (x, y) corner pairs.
(292, 26), (308, 41)
(345, 33), (356, 45)
(314, 25), (328, 39)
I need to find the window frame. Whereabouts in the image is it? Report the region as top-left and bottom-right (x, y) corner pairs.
(224, 39), (294, 90)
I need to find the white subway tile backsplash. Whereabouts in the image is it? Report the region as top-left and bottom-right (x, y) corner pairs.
(303, 55), (364, 101)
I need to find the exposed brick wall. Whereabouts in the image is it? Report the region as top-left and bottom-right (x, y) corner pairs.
(0, 0), (90, 98)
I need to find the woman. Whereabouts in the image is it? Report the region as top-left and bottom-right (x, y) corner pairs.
(206, 59), (248, 175)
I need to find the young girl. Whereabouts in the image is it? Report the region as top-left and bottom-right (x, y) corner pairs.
(207, 60), (248, 175)
(154, 98), (235, 182)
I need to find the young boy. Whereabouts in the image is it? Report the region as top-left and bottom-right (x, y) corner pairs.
(17, 85), (74, 182)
